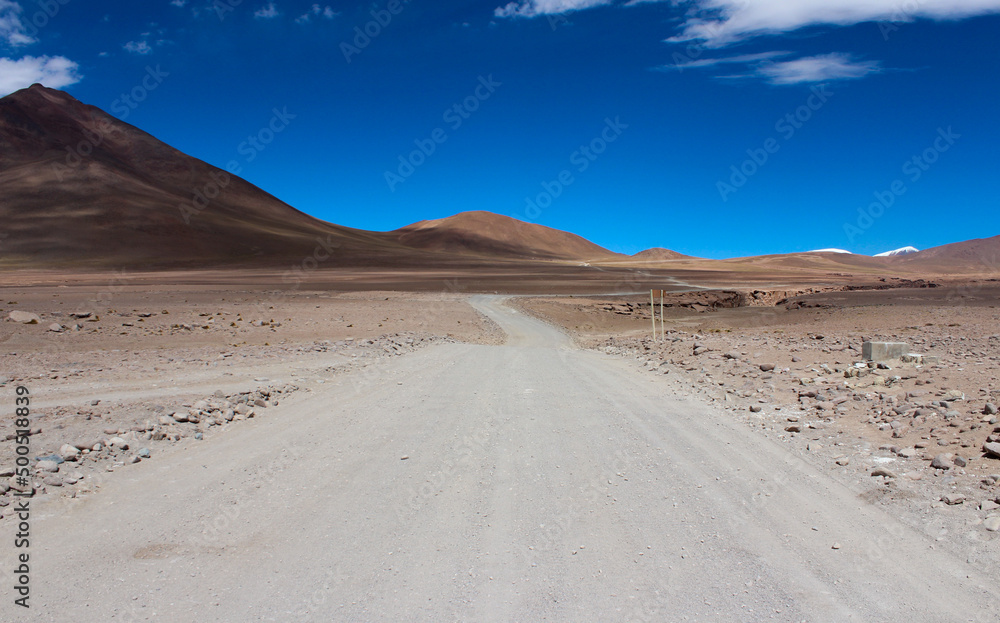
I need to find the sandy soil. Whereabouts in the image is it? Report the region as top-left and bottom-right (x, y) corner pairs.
(0, 296), (997, 622)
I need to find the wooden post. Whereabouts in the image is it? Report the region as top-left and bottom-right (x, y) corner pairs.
(659, 289), (664, 342)
(650, 289), (656, 341)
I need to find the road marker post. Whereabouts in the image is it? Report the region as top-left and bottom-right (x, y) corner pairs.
(650, 289), (656, 341)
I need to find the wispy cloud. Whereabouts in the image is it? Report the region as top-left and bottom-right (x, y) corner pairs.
(0, 55), (82, 96)
(296, 4), (338, 24)
(169, 0), (187, 7)
(0, 0), (34, 46)
(123, 39), (153, 55)
(669, 0), (1000, 47)
(750, 53), (881, 84)
(254, 2), (279, 19)
(495, 0), (613, 18)
(664, 50), (791, 71)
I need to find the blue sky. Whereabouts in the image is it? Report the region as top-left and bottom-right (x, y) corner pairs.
(1, 0), (998, 258)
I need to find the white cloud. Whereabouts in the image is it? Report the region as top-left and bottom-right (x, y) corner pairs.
(296, 4), (338, 23)
(170, 0), (187, 7)
(748, 52), (881, 84)
(665, 50), (791, 71)
(254, 2), (279, 19)
(0, 0), (35, 46)
(123, 39), (152, 55)
(0, 55), (82, 96)
(495, 0), (612, 18)
(669, 0), (1000, 47)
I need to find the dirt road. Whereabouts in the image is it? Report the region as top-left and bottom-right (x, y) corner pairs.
(3, 296), (997, 621)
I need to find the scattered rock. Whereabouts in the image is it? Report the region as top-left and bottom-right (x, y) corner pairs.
(8, 310), (40, 324)
(835, 457), (850, 466)
(59, 444), (81, 461)
(930, 454), (954, 470)
(871, 467), (897, 478)
(48, 323), (64, 332)
(36, 460), (59, 473)
(985, 403), (999, 416)
(137, 448), (151, 459)
(983, 442), (1000, 459)
(941, 493), (965, 505)
(984, 516), (1000, 532)
(749, 405), (762, 413)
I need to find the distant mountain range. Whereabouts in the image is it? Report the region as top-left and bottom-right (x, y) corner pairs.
(807, 246), (921, 257)
(1, 84), (996, 277)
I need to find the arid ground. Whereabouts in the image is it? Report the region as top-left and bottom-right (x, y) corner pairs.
(1, 274), (999, 621)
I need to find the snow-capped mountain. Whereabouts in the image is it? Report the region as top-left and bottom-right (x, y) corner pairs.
(874, 246), (920, 257)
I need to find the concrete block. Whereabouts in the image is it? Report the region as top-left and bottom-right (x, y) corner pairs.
(863, 341), (907, 362)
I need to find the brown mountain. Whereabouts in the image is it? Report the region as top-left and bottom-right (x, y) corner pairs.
(895, 235), (1000, 273)
(630, 248), (692, 261)
(0, 84), (423, 269)
(392, 211), (621, 261)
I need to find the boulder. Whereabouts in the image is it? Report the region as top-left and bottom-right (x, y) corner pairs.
(8, 311), (40, 324)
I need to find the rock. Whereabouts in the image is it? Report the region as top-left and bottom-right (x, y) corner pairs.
(831, 543), (841, 550)
(897, 447), (917, 458)
(759, 363), (775, 372)
(128, 456), (141, 464)
(983, 442), (1000, 459)
(36, 460), (59, 473)
(158, 415), (173, 426)
(785, 424), (802, 433)
(59, 444), (81, 461)
(931, 454), (954, 470)
(723, 352), (739, 360)
(171, 411), (189, 423)
(42, 476), (62, 487)
(943, 390), (965, 402)
(941, 493), (965, 505)
(8, 475), (32, 493)
(835, 457), (850, 466)
(194, 432), (203, 440)
(137, 448), (151, 459)
(980, 500), (1000, 512)
(954, 456), (968, 468)
(36, 453), (64, 465)
(108, 437), (129, 450)
(984, 516), (1000, 532)
(985, 403), (999, 416)
(8, 310), (40, 324)
(871, 467), (897, 478)
(749, 405), (762, 413)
